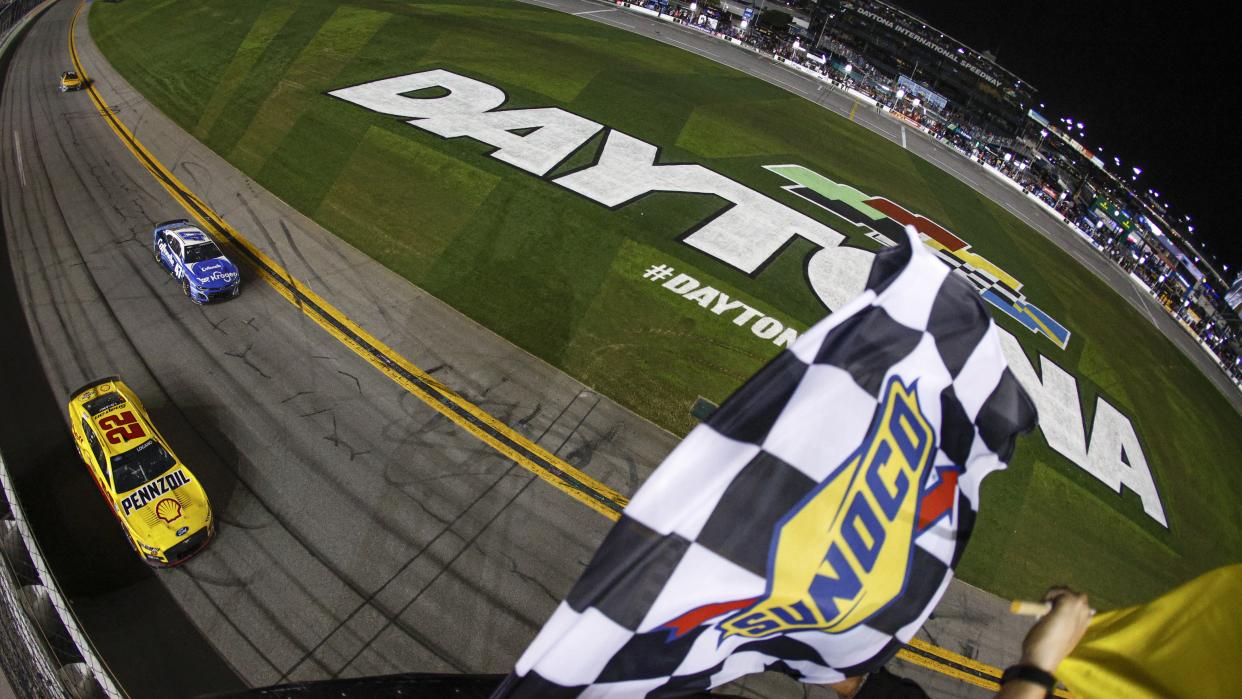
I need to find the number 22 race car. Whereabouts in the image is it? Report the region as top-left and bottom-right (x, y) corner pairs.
(152, 219), (241, 303)
(67, 377), (214, 567)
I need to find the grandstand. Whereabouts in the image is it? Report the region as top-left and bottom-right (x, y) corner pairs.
(789, 0), (1242, 377)
(808, 0), (1035, 140)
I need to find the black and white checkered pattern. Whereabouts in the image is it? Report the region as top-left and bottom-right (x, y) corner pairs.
(493, 227), (1037, 698)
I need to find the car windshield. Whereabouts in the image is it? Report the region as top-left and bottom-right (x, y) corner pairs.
(183, 241), (223, 264)
(64, 72), (77, 80)
(84, 392), (125, 416)
(110, 439), (176, 493)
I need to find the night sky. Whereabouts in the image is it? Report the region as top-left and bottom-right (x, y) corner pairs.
(886, 1), (1240, 275)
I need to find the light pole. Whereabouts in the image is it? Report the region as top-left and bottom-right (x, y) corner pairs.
(813, 8), (832, 50)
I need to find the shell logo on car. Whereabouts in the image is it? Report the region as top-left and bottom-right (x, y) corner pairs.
(155, 498), (183, 523)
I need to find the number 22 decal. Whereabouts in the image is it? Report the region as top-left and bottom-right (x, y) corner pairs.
(98, 411), (146, 445)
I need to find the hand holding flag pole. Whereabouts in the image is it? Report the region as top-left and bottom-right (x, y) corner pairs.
(1002, 566), (1242, 699)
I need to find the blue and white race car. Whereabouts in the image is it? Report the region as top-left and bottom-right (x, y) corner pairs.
(152, 220), (241, 303)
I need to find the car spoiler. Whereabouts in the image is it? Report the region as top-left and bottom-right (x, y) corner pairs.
(153, 218), (191, 231)
(68, 376), (121, 402)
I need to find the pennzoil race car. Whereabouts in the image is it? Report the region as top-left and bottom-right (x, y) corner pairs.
(58, 71), (83, 92)
(68, 377), (213, 567)
(152, 219), (241, 303)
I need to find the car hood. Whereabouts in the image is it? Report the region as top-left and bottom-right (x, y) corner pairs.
(189, 258), (239, 288)
(117, 467), (212, 547)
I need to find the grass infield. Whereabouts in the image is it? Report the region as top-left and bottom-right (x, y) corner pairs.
(90, 0), (1242, 609)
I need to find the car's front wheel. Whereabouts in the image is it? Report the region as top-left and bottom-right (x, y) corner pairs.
(182, 278), (191, 298)
(120, 526), (140, 555)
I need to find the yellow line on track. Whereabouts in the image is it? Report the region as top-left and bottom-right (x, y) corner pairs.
(68, 0), (627, 520)
(66, 3), (1068, 694)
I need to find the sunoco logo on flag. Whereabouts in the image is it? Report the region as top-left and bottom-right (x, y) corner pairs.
(717, 377), (935, 639)
(493, 227), (1037, 697)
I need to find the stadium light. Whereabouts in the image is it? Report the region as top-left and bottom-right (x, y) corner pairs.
(896, 89), (905, 100)
(1132, 166), (1143, 176)
(844, 64), (853, 73)
(690, 1), (696, 10)
(1077, 121), (1084, 130)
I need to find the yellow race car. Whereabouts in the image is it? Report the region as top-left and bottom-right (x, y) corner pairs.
(67, 377), (213, 567)
(59, 70), (83, 92)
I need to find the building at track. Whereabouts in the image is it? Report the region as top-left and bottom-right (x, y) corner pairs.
(809, 0), (1035, 141)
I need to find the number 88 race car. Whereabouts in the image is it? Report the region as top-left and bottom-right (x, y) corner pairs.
(67, 377), (214, 567)
(152, 220), (241, 303)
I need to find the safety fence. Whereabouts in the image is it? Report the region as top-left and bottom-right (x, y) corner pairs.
(0, 0), (43, 40)
(1, 452), (123, 699)
(1, 0), (125, 696)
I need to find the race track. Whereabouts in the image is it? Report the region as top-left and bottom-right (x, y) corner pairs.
(5, 1), (1217, 698)
(1, 1), (674, 695)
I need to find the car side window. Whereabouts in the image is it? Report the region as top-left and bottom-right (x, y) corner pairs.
(81, 418), (108, 485)
(175, 238), (185, 260)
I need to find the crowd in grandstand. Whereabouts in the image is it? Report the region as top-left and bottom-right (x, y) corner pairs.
(621, 0), (1242, 383)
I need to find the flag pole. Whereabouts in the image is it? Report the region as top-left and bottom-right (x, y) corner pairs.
(1010, 600), (1052, 616)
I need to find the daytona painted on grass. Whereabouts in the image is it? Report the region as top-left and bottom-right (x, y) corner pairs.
(90, 0), (1242, 609)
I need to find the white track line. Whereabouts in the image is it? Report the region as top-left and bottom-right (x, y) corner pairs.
(900, 125), (907, 149)
(12, 131), (26, 188)
(573, 7), (615, 14)
(664, 36), (717, 57)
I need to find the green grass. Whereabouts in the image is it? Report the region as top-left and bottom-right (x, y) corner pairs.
(91, 0), (1242, 609)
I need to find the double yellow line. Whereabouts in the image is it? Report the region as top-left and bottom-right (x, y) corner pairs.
(66, 3), (1067, 695)
(67, 1), (627, 520)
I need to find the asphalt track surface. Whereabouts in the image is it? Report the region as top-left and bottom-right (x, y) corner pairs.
(0, 1), (1204, 698)
(2, 1), (677, 696)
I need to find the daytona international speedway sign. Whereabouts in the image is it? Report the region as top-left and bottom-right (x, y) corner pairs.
(330, 69), (1167, 526)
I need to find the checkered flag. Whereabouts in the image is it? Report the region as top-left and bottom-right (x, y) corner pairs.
(493, 227), (1037, 697)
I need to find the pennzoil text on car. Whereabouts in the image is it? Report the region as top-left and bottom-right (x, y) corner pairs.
(67, 377), (214, 566)
(152, 219), (241, 303)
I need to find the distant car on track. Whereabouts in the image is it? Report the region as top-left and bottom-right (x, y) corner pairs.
(67, 377), (214, 567)
(152, 219), (240, 303)
(58, 70), (83, 92)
